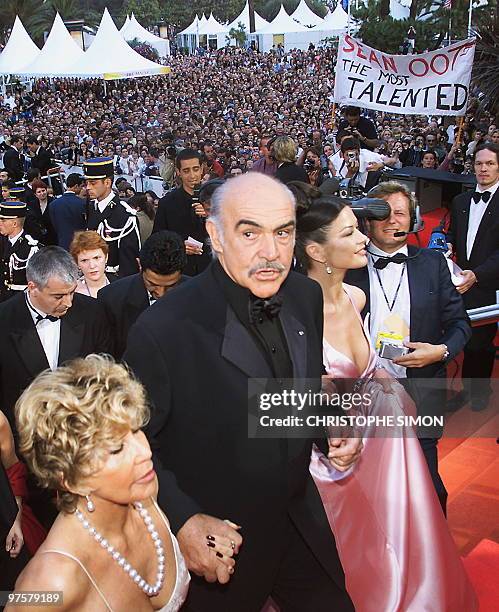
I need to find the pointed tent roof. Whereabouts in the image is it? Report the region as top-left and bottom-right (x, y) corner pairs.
(60, 8), (170, 80)
(198, 13), (227, 35)
(313, 4), (349, 32)
(17, 13), (84, 77)
(179, 15), (200, 35)
(258, 5), (308, 34)
(122, 14), (166, 44)
(120, 15), (131, 32)
(0, 16), (40, 75)
(291, 0), (325, 28)
(199, 14), (208, 28)
(227, 1), (269, 32)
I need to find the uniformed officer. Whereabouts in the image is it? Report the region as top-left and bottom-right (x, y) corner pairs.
(84, 157), (140, 278)
(0, 200), (40, 302)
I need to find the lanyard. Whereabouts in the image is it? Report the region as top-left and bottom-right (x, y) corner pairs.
(374, 262), (406, 313)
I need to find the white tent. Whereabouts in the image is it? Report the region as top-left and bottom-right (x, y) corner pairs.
(198, 13), (226, 35)
(0, 16), (40, 75)
(120, 15), (131, 31)
(258, 5), (308, 34)
(121, 13), (170, 56)
(17, 13), (84, 77)
(61, 8), (170, 79)
(179, 15), (200, 36)
(227, 1), (269, 32)
(314, 4), (349, 33)
(291, 0), (325, 28)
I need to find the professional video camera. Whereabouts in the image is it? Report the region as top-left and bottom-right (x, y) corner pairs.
(336, 177), (391, 222)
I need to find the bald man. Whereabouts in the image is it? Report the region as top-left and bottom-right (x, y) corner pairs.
(124, 174), (358, 611)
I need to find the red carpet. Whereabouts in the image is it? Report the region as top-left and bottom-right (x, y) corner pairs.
(463, 540), (499, 611)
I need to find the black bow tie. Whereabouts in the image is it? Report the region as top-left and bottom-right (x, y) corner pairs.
(472, 191), (491, 204)
(249, 294), (283, 324)
(373, 253), (408, 270)
(35, 313), (59, 325)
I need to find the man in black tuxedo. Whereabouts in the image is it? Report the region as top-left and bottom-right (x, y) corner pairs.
(84, 157), (141, 278)
(346, 181), (471, 513)
(447, 143), (499, 411)
(0, 246), (112, 526)
(2, 134), (25, 181)
(26, 135), (54, 178)
(98, 230), (188, 359)
(49, 173), (86, 251)
(0, 246), (112, 433)
(124, 174), (360, 611)
(152, 148), (210, 277)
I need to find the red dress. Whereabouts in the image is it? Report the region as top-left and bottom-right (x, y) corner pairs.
(6, 461), (47, 555)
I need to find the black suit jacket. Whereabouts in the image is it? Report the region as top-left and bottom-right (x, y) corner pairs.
(29, 147), (53, 177)
(25, 197), (57, 246)
(98, 273), (189, 359)
(124, 264), (346, 604)
(0, 292), (113, 431)
(49, 191), (86, 251)
(346, 246), (472, 379)
(2, 147), (24, 181)
(153, 187), (210, 276)
(447, 189), (499, 308)
(275, 162), (309, 185)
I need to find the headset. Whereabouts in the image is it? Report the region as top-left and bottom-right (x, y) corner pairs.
(366, 185), (424, 237)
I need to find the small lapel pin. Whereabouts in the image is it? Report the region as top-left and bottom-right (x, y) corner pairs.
(298, 330), (305, 336)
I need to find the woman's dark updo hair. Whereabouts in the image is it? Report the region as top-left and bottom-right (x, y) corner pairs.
(288, 181), (347, 271)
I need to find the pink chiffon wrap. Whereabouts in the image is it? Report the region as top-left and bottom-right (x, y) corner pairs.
(310, 293), (477, 612)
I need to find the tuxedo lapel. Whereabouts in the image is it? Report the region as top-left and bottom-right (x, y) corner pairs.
(469, 190), (499, 263)
(58, 310), (84, 366)
(127, 274), (149, 318)
(280, 303), (307, 380)
(10, 302), (49, 377)
(455, 193), (472, 261)
(221, 306), (272, 379)
(407, 247), (429, 341)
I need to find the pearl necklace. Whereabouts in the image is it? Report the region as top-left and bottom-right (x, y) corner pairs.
(75, 501), (165, 597)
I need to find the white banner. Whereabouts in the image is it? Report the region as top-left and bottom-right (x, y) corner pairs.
(333, 36), (476, 116)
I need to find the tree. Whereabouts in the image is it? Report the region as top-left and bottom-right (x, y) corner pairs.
(123, 0), (161, 27)
(227, 22), (248, 47)
(127, 37), (160, 60)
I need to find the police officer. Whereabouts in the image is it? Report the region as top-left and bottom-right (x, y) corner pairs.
(0, 200), (40, 302)
(84, 157), (140, 278)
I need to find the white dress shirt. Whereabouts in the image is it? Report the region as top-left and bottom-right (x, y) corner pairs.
(25, 291), (61, 371)
(466, 180), (499, 259)
(9, 230), (23, 246)
(367, 244), (411, 378)
(331, 149), (384, 187)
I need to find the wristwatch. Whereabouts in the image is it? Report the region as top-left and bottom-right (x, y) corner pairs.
(441, 344), (450, 362)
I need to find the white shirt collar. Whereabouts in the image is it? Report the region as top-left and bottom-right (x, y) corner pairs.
(476, 179), (499, 197)
(8, 230), (24, 246)
(96, 191), (115, 213)
(368, 243), (408, 259)
(25, 290), (50, 323)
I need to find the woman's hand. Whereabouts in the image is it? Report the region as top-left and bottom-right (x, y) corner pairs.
(6, 514), (24, 558)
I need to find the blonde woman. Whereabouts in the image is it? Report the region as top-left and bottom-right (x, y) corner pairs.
(9, 355), (202, 611)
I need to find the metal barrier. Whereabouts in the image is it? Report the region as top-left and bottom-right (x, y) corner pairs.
(467, 304), (499, 328)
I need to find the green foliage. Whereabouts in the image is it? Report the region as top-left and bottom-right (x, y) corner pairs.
(127, 36), (159, 60)
(122, 0), (161, 27)
(260, 0), (327, 21)
(227, 22), (248, 47)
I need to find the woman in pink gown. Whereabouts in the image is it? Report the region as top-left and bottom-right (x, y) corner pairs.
(292, 183), (477, 612)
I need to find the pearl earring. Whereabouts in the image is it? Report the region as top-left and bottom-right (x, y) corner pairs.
(325, 264), (333, 275)
(85, 494), (95, 513)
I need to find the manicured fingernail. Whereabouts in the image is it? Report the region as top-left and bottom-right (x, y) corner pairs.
(207, 541), (215, 548)
(216, 551), (223, 558)
(206, 535), (215, 541)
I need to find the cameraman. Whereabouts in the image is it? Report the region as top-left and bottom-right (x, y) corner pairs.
(159, 144), (177, 189)
(333, 137), (385, 189)
(338, 106), (380, 151)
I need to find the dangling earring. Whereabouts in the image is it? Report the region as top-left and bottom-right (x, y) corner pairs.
(85, 494), (95, 513)
(325, 264), (333, 275)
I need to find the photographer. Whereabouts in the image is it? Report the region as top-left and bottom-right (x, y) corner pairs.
(202, 140), (224, 178)
(303, 146), (331, 187)
(333, 137), (385, 189)
(338, 106), (380, 151)
(158, 144), (177, 189)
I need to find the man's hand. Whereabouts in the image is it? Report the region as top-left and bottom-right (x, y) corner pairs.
(177, 513), (242, 584)
(193, 204), (207, 218)
(393, 342), (446, 368)
(184, 241), (203, 256)
(456, 270), (476, 294)
(366, 161), (383, 172)
(327, 437), (363, 471)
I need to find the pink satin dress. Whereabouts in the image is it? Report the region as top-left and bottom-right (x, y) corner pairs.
(310, 289), (477, 612)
